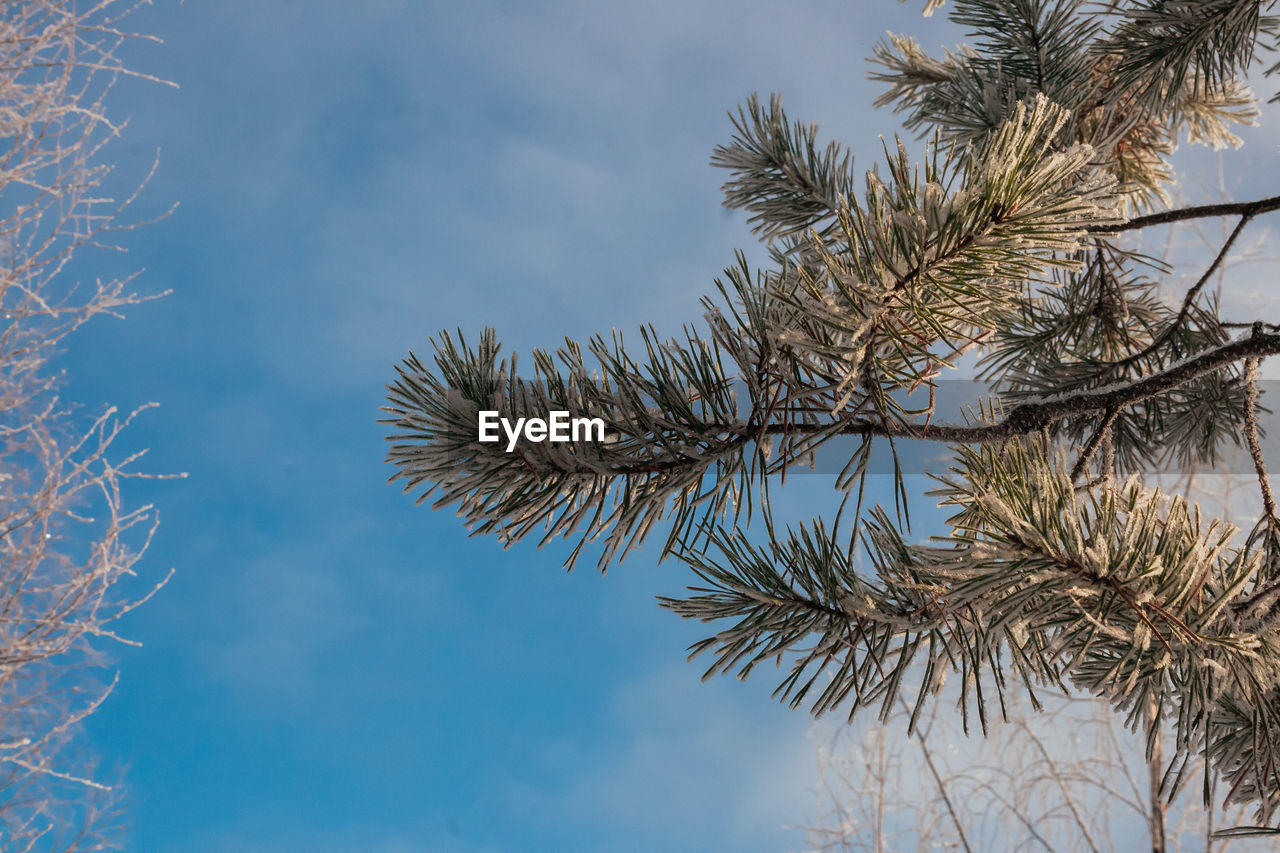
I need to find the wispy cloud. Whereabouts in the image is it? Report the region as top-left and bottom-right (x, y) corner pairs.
(510, 662), (825, 851)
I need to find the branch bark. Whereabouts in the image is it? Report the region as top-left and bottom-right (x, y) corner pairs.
(538, 327), (1280, 478)
(1088, 193), (1280, 234)
(754, 326), (1280, 445)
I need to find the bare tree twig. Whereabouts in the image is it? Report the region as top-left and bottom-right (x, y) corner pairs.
(0, 1), (172, 846)
(1243, 355), (1276, 520)
(1106, 214), (1254, 370)
(1070, 406), (1118, 482)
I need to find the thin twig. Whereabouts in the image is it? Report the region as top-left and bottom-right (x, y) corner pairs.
(1243, 354), (1277, 520)
(1014, 718), (1103, 853)
(1070, 406), (1119, 483)
(899, 697), (974, 853)
(1110, 214), (1253, 368)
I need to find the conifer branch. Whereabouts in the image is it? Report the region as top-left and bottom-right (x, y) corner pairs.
(390, 0), (1280, 830)
(706, 327), (1280, 450)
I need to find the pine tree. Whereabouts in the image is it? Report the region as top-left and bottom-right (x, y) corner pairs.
(384, 0), (1280, 838)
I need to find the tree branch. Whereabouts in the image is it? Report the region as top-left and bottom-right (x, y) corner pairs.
(1089, 194), (1280, 234)
(540, 328), (1280, 479)
(756, 327), (1280, 444)
(1101, 214), (1252, 370)
(1174, 215), (1252, 325)
(1244, 355), (1276, 520)
(904, 697), (975, 853)
(1070, 406), (1118, 482)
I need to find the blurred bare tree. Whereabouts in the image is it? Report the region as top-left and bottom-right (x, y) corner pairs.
(798, 691), (1274, 853)
(0, 1), (173, 848)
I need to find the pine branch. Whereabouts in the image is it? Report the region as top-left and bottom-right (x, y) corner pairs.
(661, 435), (1280, 817)
(384, 98), (1123, 567)
(392, 0), (1280, 831)
(678, 326), (1280, 450)
(711, 93), (857, 243)
(1100, 0), (1271, 109)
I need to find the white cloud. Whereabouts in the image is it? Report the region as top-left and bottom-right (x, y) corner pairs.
(515, 662), (827, 851)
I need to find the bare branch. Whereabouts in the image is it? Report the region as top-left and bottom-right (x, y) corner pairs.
(1089, 194), (1280, 234)
(1243, 356), (1276, 520)
(0, 1), (171, 846)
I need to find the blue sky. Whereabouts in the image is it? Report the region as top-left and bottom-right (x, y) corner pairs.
(45, 2), (1280, 851)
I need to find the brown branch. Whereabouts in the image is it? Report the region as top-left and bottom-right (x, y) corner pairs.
(1070, 406), (1119, 483)
(1244, 355), (1277, 520)
(1088, 194), (1280, 234)
(542, 327), (1280, 479)
(1107, 214), (1253, 370)
(1148, 695), (1168, 853)
(758, 326), (1280, 445)
(901, 695), (976, 853)
(1175, 215), (1252, 323)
